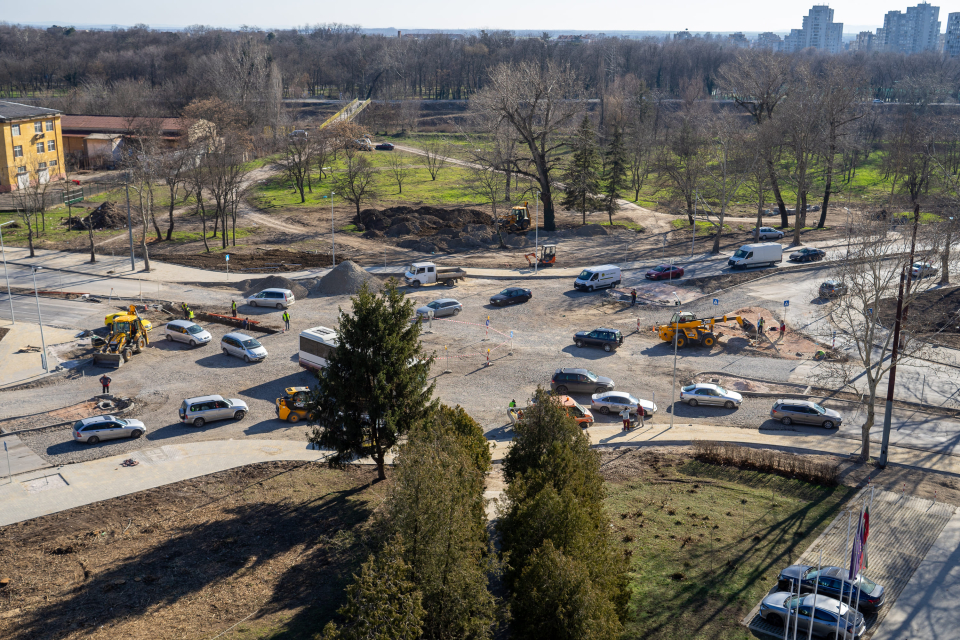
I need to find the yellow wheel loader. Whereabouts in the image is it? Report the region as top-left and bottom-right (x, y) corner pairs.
(94, 305), (150, 368)
(655, 311), (756, 349)
(497, 202), (532, 232)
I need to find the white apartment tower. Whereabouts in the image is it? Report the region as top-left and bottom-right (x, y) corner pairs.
(943, 12), (960, 56)
(783, 5), (844, 53)
(877, 3), (941, 53)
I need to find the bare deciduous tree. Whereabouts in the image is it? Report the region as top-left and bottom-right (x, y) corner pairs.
(273, 131), (316, 203)
(389, 151), (412, 194)
(334, 149), (377, 216)
(702, 111), (755, 254)
(421, 139), (451, 181)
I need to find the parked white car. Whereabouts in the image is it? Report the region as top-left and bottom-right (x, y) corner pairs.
(164, 319), (212, 347)
(221, 332), (267, 362)
(680, 383), (743, 408)
(179, 395), (248, 427)
(910, 262), (938, 278)
(245, 288), (295, 309)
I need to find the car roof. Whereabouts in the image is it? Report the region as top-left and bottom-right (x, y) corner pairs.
(558, 367), (589, 374)
(776, 399), (815, 406)
(185, 395), (224, 403)
(601, 391), (634, 398)
(79, 415), (116, 425)
(252, 288), (293, 294)
(823, 279), (841, 285)
(167, 319), (199, 328)
(224, 332), (254, 340)
(285, 387), (310, 393)
(582, 264), (618, 271)
(691, 383), (720, 391)
(803, 593), (844, 614)
(820, 566), (848, 579)
(429, 298), (459, 304)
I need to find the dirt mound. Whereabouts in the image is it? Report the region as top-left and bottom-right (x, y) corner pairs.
(311, 260), (379, 296)
(241, 275), (309, 299)
(357, 206), (494, 234)
(65, 202), (128, 231)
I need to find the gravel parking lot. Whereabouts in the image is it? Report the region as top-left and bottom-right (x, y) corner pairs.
(0, 273), (935, 466)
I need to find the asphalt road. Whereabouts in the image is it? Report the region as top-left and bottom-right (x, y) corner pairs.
(0, 292), (102, 328)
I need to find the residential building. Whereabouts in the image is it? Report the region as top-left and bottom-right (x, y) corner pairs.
(876, 3), (941, 53)
(782, 5), (844, 54)
(0, 101), (65, 193)
(674, 29), (693, 41)
(727, 32), (750, 47)
(60, 115), (210, 169)
(851, 31), (877, 51)
(754, 32), (783, 50)
(943, 12), (960, 56)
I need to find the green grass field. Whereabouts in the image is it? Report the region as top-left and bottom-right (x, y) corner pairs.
(608, 458), (853, 640)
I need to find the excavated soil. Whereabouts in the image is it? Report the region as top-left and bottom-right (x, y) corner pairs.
(715, 306), (822, 360)
(878, 284), (960, 348)
(159, 248), (336, 273)
(63, 202), (129, 231)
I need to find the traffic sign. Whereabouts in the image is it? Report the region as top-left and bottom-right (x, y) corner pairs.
(783, 300), (789, 307)
(713, 298), (719, 305)
(225, 254), (230, 261)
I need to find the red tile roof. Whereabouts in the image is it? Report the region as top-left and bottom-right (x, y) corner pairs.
(61, 115), (185, 136)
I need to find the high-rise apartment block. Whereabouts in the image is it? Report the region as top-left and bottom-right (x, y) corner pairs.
(783, 5), (844, 54)
(944, 12), (960, 56)
(876, 3), (941, 53)
(754, 32), (783, 50)
(850, 31), (877, 51)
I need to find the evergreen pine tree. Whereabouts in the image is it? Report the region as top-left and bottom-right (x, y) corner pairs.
(307, 281), (436, 480)
(560, 116), (602, 225)
(601, 126), (630, 226)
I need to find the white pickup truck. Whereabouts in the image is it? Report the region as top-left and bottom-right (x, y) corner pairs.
(404, 262), (467, 287)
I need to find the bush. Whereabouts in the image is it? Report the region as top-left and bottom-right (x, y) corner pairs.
(691, 441), (840, 486)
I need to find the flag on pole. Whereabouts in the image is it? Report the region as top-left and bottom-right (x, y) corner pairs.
(861, 506), (870, 570)
(849, 509), (865, 581)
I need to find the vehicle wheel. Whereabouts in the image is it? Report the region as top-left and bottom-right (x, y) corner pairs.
(244, 354), (251, 363)
(768, 614), (785, 628)
(122, 349), (132, 362)
(675, 335), (686, 348)
(781, 417), (792, 425)
(250, 301), (257, 307)
(222, 348), (229, 356)
(599, 406), (610, 415)
(189, 340), (197, 347)
(603, 344), (612, 352)
(701, 334), (716, 348)
(277, 303), (283, 310)
(453, 308), (460, 316)
(234, 410), (246, 420)
(193, 418), (205, 428)
(130, 429), (143, 439)
(576, 340), (584, 348)
(555, 385), (568, 394)
(595, 387), (607, 394)
(613, 280), (621, 287)
(411, 280), (421, 288)
(288, 413), (300, 424)
(87, 436), (100, 444)
(725, 401), (735, 409)
(689, 399), (698, 407)
(822, 420), (835, 429)
(587, 285), (594, 292)
(166, 334), (172, 341)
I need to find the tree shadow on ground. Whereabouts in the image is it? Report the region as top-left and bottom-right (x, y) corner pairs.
(15, 477), (374, 639)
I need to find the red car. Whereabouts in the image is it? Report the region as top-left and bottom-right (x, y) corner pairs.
(645, 264), (684, 280)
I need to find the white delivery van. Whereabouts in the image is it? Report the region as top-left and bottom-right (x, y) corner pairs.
(574, 265), (622, 292)
(727, 243), (783, 269)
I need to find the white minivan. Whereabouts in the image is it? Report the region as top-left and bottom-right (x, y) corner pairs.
(221, 332), (268, 362)
(574, 265), (622, 292)
(164, 319), (212, 347)
(245, 288), (295, 309)
(728, 243), (783, 269)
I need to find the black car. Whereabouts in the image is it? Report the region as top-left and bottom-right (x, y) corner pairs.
(777, 565), (886, 613)
(574, 327), (623, 352)
(375, 142), (395, 151)
(489, 287), (532, 306)
(789, 247), (826, 262)
(550, 368), (615, 394)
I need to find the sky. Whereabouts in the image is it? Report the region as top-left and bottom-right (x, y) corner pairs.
(12, 0), (960, 33)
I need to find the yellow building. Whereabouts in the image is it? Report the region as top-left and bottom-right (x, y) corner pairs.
(0, 100), (66, 193)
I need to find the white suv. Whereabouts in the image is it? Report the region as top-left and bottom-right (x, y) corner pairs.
(245, 288), (295, 309)
(756, 227), (784, 240)
(179, 395), (248, 427)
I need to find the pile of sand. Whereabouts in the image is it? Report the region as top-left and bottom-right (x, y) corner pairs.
(241, 275), (309, 299)
(311, 261), (379, 296)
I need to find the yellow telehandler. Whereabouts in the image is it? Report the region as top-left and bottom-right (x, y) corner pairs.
(94, 305), (150, 368)
(655, 311), (756, 349)
(497, 202), (532, 232)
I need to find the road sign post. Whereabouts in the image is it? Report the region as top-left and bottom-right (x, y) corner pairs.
(713, 298), (719, 306)
(226, 254), (230, 277)
(4, 440), (10, 484)
(783, 300), (789, 324)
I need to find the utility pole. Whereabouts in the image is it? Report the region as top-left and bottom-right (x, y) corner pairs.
(0, 220), (14, 324)
(879, 208), (920, 467)
(32, 267), (48, 372)
(125, 174), (135, 272)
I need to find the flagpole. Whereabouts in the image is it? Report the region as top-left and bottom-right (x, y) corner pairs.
(844, 507), (864, 640)
(807, 549), (821, 640)
(784, 579), (793, 640)
(836, 511), (851, 640)
(851, 506), (866, 637)
(792, 562), (802, 640)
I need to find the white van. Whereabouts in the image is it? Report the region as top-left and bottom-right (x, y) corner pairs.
(245, 288), (295, 309)
(574, 265), (622, 292)
(728, 243), (783, 269)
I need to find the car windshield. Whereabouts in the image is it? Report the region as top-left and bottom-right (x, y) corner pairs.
(241, 339), (262, 349)
(653, 266), (667, 272)
(573, 400), (589, 414)
(584, 371), (598, 382)
(786, 596), (801, 609)
(733, 248), (748, 258)
(223, 399), (233, 407)
(856, 575), (878, 594)
(499, 289), (512, 295)
(186, 324), (204, 334)
(716, 386), (728, 395)
(115, 419), (128, 426)
(682, 384), (695, 391)
(578, 270), (595, 280)
(812, 403), (826, 414)
(427, 302), (442, 309)
(626, 395), (639, 404)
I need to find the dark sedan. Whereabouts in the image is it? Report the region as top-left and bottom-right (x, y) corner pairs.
(645, 264), (684, 280)
(489, 287), (532, 306)
(777, 565), (885, 612)
(789, 247), (826, 262)
(375, 142), (395, 151)
(574, 328), (623, 352)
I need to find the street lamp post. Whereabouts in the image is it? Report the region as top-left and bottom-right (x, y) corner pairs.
(535, 191), (540, 275)
(124, 175), (135, 272)
(330, 190), (336, 267)
(31, 266), (48, 372)
(0, 220), (14, 324)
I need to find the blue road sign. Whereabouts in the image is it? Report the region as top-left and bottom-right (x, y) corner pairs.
(510, 331), (514, 338)
(713, 298), (719, 305)
(226, 254), (230, 261)
(783, 300), (789, 307)
(485, 319), (490, 327)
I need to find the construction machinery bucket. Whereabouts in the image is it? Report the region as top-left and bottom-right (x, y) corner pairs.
(93, 353), (124, 368)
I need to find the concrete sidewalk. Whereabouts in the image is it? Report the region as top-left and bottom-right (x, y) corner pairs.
(0, 322), (80, 387)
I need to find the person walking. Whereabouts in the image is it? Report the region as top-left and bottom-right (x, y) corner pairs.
(620, 406), (632, 431)
(636, 402), (645, 427)
(99, 374), (112, 394)
(282, 309), (290, 332)
(231, 300), (238, 318)
(757, 316), (765, 335)
(631, 289), (637, 306)
(779, 320), (786, 341)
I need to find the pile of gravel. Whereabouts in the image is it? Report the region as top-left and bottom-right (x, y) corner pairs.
(241, 275), (310, 299)
(311, 261), (378, 296)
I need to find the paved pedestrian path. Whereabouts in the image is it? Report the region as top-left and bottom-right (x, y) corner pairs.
(0, 323), (79, 387)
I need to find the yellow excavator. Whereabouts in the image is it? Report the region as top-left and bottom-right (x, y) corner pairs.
(94, 305), (150, 368)
(655, 311), (756, 349)
(497, 202), (532, 232)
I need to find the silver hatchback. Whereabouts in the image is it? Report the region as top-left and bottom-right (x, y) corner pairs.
(680, 383), (743, 408)
(416, 298), (462, 319)
(771, 400), (842, 429)
(73, 415), (147, 444)
(179, 395), (249, 427)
